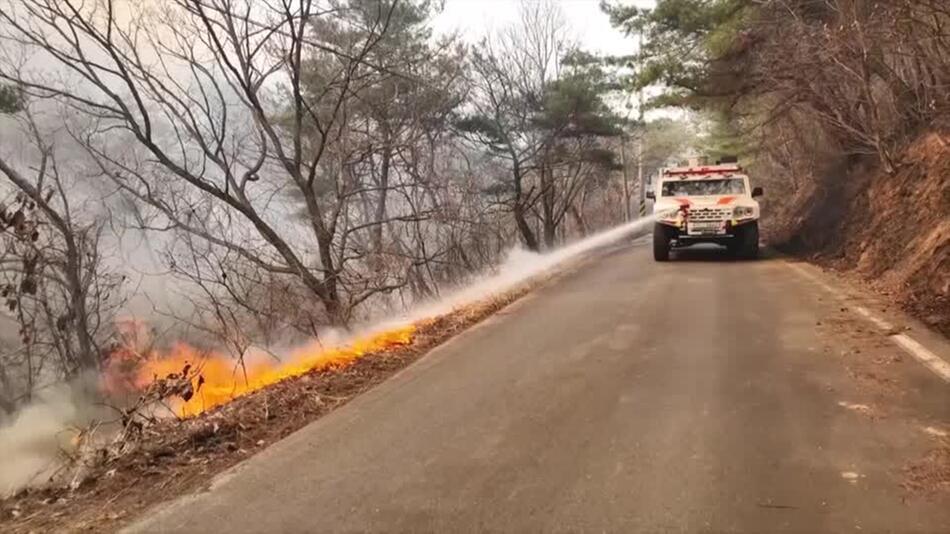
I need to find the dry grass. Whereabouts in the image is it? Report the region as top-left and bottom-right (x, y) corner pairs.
(903, 440), (950, 497)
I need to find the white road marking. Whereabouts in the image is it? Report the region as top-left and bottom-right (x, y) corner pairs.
(786, 262), (838, 293)
(785, 261), (950, 384)
(891, 334), (950, 383)
(837, 401), (873, 415)
(923, 426), (948, 438)
(852, 306), (895, 331)
(841, 471), (862, 484)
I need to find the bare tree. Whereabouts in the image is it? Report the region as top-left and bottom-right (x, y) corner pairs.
(0, 0), (407, 326)
(0, 102), (122, 413)
(456, 1), (570, 250)
(0, 0), (636, 362)
(458, 1), (622, 249)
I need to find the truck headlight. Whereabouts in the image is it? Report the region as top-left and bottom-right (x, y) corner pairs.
(659, 209), (679, 221)
(733, 206), (755, 218)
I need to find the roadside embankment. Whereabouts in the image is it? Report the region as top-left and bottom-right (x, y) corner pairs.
(768, 132), (950, 337)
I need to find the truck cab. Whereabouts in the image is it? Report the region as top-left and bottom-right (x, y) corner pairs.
(647, 163), (763, 261)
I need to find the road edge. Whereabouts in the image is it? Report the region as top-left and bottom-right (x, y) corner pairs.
(784, 259), (950, 384)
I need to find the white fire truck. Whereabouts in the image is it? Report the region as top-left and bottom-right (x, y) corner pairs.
(646, 162), (763, 261)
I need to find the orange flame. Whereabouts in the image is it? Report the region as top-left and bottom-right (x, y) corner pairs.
(107, 324), (416, 418)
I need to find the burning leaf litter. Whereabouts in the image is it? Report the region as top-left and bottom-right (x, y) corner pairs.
(106, 325), (416, 418)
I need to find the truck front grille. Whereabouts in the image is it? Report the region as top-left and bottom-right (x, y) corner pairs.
(689, 207), (731, 222)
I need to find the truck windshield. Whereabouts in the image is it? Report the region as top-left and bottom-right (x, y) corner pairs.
(662, 178), (746, 197)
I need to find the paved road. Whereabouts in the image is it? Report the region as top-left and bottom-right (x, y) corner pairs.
(129, 243), (950, 533)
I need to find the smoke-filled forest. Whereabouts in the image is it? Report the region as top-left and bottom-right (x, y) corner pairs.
(0, 0), (698, 423)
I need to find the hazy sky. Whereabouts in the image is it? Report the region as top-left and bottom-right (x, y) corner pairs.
(432, 0), (655, 56)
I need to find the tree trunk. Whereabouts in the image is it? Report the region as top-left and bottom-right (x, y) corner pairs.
(63, 233), (99, 374)
(539, 162), (557, 248)
(315, 232), (344, 326)
(513, 202), (539, 251)
(371, 143), (392, 255)
(569, 204), (588, 237)
(511, 160), (539, 251)
(0, 366), (16, 416)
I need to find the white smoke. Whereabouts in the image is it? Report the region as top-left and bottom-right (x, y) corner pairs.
(0, 215), (657, 495)
(0, 386), (81, 496)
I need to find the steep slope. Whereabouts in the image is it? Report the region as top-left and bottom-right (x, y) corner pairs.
(772, 133), (950, 335)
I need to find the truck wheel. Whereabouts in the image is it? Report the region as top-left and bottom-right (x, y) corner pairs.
(726, 239), (741, 258)
(653, 224), (671, 261)
(739, 223), (760, 259)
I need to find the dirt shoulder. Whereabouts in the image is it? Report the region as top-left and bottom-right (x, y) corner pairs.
(0, 269), (563, 533)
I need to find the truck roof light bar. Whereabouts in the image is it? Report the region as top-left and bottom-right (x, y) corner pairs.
(663, 164), (742, 177)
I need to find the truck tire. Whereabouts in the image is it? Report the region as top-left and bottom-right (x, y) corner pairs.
(738, 222), (760, 259)
(726, 239), (741, 258)
(653, 224), (671, 261)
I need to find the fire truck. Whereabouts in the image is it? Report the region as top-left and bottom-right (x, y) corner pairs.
(646, 161), (763, 261)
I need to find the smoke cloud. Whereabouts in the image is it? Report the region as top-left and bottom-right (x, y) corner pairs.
(0, 386), (80, 496)
(0, 215), (657, 495)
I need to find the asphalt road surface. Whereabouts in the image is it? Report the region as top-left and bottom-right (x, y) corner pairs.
(129, 243), (950, 533)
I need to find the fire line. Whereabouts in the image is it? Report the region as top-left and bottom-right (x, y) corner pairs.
(105, 324), (416, 418)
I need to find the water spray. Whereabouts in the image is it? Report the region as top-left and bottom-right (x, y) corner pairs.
(0, 215), (659, 494)
(405, 214), (660, 322)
